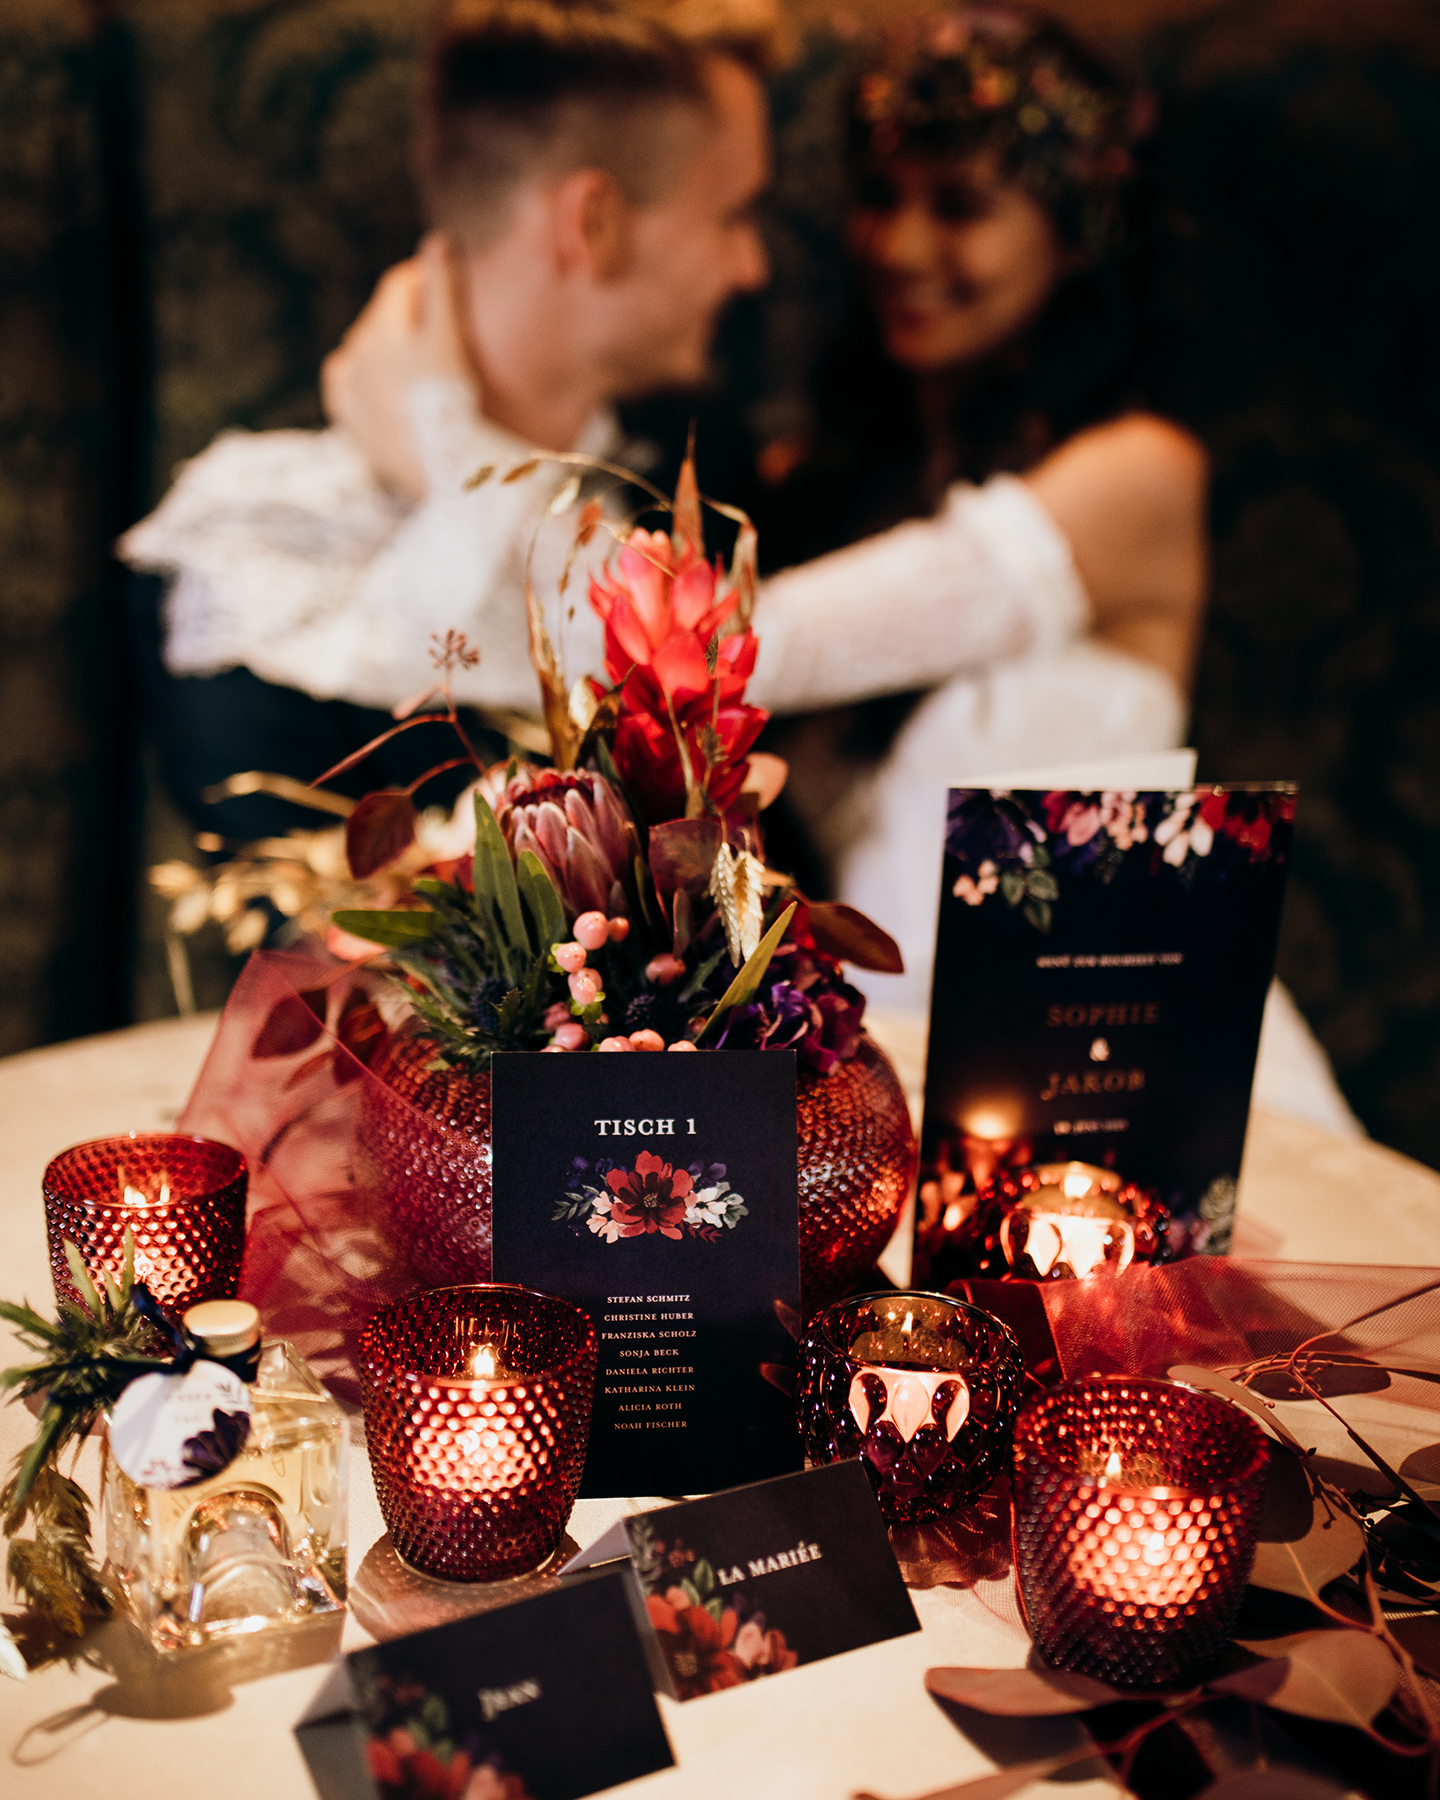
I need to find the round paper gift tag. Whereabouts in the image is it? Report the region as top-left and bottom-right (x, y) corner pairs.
(110, 1361), (251, 1489)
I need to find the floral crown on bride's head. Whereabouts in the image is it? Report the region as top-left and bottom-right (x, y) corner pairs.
(849, 6), (1147, 252)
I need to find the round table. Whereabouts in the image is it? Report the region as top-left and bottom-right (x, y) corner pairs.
(1, 1013), (1436, 1800)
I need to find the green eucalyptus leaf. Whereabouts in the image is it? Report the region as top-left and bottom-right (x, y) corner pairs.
(331, 909), (438, 947)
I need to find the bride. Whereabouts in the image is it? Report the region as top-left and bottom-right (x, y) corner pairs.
(745, 7), (1205, 1010)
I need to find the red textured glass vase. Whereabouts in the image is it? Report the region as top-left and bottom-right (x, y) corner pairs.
(1012, 1375), (1269, 1686)
(358, 1284), (596, 1583)
(44, 1133), (247, 1320)
(797, 1291), (1022, 1524)
(362, 1023), (915, 1315)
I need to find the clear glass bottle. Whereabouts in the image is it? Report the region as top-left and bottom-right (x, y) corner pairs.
(103, 1299), (348, 1652)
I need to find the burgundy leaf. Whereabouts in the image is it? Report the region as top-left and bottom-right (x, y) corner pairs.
(805, 899), (905, 973)
(648, 817), (722, 898)
(1167, 1367), (1310, 1455)
(924, 1666), (1125, 1716)
(345, 790), (417, 879)
(1250, 1452), (1365, 1600)
(1216, 1630), (1399, 1726)
(283, 1050), (335, 1091)
(1197, 1771), (1358, 1800)
(334, 996), (386, 1069)
(251, 992), (325, 1059)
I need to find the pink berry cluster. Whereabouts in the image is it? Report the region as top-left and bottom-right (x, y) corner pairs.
(542, 909), (699, 1054)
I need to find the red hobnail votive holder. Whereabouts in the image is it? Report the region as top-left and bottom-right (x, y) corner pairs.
(796, 1290), (1023, 1524)
(358, 1284), (597, 1583)
(44, 1133), (248, 1320)
(1012, 1375), (1269, 1687)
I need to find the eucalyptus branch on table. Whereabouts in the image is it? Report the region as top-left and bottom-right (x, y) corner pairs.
(871, 1281), (1440, 1800)
(0, 1234), (174, 1647)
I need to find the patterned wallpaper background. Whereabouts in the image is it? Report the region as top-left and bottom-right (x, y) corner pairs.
(2, 0), (1439, 1168)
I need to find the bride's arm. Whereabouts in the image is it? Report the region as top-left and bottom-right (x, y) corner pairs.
(747, 411), (1207, 715)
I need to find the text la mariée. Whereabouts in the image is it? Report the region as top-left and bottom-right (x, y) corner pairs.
(715, 1542), (823, 1585)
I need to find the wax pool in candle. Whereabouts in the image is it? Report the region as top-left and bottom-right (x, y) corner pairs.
(848, 1307), (970, 1370)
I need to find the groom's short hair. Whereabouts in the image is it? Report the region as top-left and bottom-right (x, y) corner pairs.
(418, 0), (777, 246)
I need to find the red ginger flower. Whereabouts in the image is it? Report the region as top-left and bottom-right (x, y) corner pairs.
(496, 767), (633, 919)
(589, 529), (767, 823)
(605, 1150), (693, 1238)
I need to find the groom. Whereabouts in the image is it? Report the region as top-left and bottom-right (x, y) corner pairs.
(123, 0), (776, 837)
(324, 0), (773, 505)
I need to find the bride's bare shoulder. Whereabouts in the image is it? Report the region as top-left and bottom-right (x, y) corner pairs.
(1021, 412), (1209, 687)
(1024, 412), (1207, 522)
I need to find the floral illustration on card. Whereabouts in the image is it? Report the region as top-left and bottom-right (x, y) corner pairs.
(553, 1151), (748, 1245)
(354, 1671), (533, 1800)
(945, 786), (1295, 933)
(630, 1520), (798, 1698)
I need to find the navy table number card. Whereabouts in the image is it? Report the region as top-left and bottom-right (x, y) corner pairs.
(490, 1048), (803, 1497)
(563, 1461), (920, 1699)
(917, 781), (1297, 1280)
(295, 1566), (673, 1800)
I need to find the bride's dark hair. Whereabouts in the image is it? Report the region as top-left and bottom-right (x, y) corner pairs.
(761, 7), (1157, 568)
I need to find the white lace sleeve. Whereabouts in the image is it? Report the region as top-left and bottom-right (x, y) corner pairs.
(747, 474), (1092, 714)
(118, 377), (612, 715)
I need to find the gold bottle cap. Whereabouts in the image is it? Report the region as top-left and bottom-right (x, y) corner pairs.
(184, 1299), (261, 1355)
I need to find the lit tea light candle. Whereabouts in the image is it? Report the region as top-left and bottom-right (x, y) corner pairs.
(999, 1162), (1136, 1279)
(360, 1284), (596, 1583)
(798, 1291), (1022, 1524)
(43, 1133), (247, 1320)
(1066, 1442), (1208, 1612)
(1012, 1376), (1269, 1686)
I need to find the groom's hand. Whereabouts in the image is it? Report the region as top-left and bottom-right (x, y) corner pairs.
(322, 233), (476, 503)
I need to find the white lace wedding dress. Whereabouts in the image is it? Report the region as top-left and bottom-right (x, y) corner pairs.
(120, 381), (1359, 1138)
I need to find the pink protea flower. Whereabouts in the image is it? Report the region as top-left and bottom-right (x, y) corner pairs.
(496, 767), (635, 919)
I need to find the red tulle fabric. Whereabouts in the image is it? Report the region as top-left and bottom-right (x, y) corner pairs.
(178, 949), (464, 1402)
(187, 952), (1440, 1415)
(954, 1259), (1440, 1416)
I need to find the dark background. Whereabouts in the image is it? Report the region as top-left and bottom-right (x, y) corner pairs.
(4, 0), (1439, 1166)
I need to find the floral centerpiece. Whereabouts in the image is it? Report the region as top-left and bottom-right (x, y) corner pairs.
(326, 451), (915, 1312)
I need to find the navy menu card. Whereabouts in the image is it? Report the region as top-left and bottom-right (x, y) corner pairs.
(563, 1461), (920, 1698)
(917, 780), (1296, 1274)
(490, 1049), (802, 1497)
(295, 1566), (672, 1800)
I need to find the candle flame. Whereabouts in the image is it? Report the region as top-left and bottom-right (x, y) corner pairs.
(120, 1177), (171, 1207)
(1062, 1167), (1093, 1200)
(472, 1344), (497, 1379)
(902, 1311), (914, 1336)
(1104, 1448), (1124, 1480)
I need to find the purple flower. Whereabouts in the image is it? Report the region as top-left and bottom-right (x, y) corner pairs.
(945, 792), (1039, 875)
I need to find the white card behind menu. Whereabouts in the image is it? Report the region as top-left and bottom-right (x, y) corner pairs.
(950, 748), (1197, 792)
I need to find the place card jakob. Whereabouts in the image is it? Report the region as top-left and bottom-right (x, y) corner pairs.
(295, 1566), (672, 1800)
(490, 1048), (802, 1497)
(564, 1461), (920, 1699)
